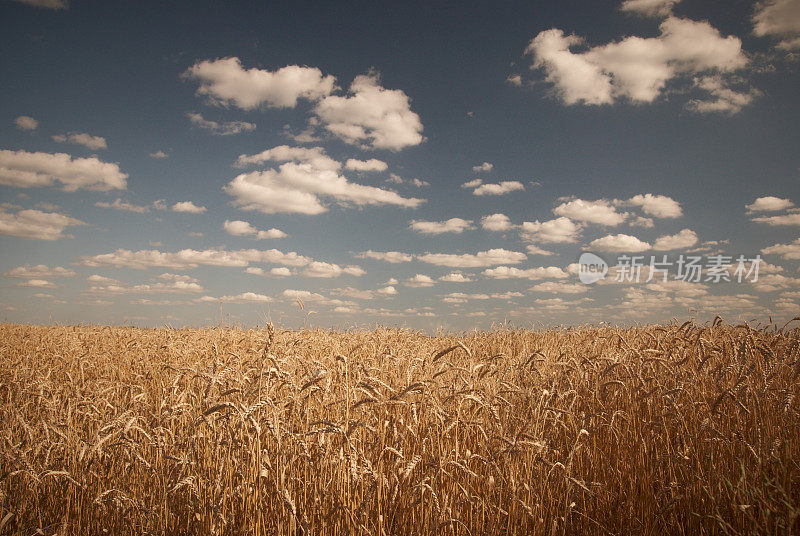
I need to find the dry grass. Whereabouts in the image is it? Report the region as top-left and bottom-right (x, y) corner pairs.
(1, 320), (799, 535)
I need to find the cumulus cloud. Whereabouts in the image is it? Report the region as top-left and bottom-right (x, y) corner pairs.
(185, 58), (335, 109)
(0, 150), (127, 191)
(470, 180), (525, 196)
(386, 174), (430, 187)
(302, 261), (365, 278)
(330, 286), (397, 300)
(199, 292), (273, 304)
(95, 198), (152, 213)
(762, 238), (800, 259)
(686, 75), (759, 115)
(590, 233), (651, 252)
(4, 264), (76, 278)
(652, 228), (698, 250)
(746, 196), (794, 213)
(752, 0), (800, 50)
(172, 201), (206, 213)
(483, 266), (568, 280)
(521, 217), (582, 243)
(223, 219), (287, 239)
(79, 248), (312, 270)
(227, 145), (423, 215)
(18, 279), (57, 288)
(404, 274), (436, 287)
(90, 273), (204, 295)
(481, 213), (515, 232)
(472, 162), (494, 172)
(417, 248), (526, 268)
(53, 132), (107, 150)
(186, 112), (255, 136)
(356, 250), (413, 263)
(150, 151), (169, 159)
(345, 158), (388, 172)
(245, 266), (292, 277)
(314, 72), (423, 150)
(525, 16), (749, 111)
(553, 198), (626, 226)
(530, 281), (589, 294)
(0, 207), (85, 240)
(14, 116), (38, 131)
(439, 272), (473, 283)
(409, 218), (473, 235)
(620, 0), (680, 17)
(751, 213), (800, 226)
(620, 194), (683, 218)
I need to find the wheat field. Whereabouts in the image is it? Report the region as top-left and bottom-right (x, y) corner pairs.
(1, 320), (798, 535)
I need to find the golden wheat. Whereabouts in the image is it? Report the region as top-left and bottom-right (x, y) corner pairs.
(0, 320), (798, 535)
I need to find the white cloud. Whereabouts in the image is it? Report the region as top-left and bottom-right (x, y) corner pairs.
(95, 198), (152, 213)
(409, 218), (473, 235)
(526, 244), (555, 256)
(236, 145), (340, 171)
(4, 264), (76, 278)
(630, 216), (655, 228)
(386, 174), (430, 187)
(245, 266), (292, 277)
(185, 58), (335, 109)
(200, 292), (273, 304)
(652, 228), (698, 250)
(172, 201), (206, 213)
(751, 213), (800, 226)
(0, 150), (127, 191)
(345, 158), (388, 172)
(472, 162), (494, 172)
(223, 219), (286, 239)
(330, 286), (397, 300)
(762, 238), (800, 259)
(314, 73), (424, 150)
(302, 261), (365, 278)
(482, 266), (568, 280)
(462, 179), (483, 189)
(404, 274), (435, 287)
(417, 248), (526, 268)
(530, 281), (589, 294)
(281, 289), (352, 307)
(620, 0), (680, 17)
(506, 74), (523, 86)
(686, 75), (759, 115)
(226, 145), (423, 215)
(11, 0), (67, 9)
(553, 198), (626, 226)
(186, 112), (255, 136)
(525, 17), (748, 111)
(622, 194), (683, 218)
(53, 132), (107, 150)
(746, 196), (794, 213)
(19, 279), (57, 288)
(521, 217), (582, 243)
(79, 248), (312, 269)
(590, 233), (651, 252)
(472, 181), (525, 196)
(356, 250), (413, 263)
(0, 207), (85, 240)
(90, 273), (204, 295)
(150, 151), (169, 159)
(14, 116), (38, 131)
(439, 272), (473, 283)
(481, 213), (515, 231)
(752, 0), (800, 50)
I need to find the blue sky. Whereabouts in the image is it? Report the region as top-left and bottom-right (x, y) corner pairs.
(1, 0), (799, 330)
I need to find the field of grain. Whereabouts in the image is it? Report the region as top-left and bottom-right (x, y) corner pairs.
(1, 321), (798, 535)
